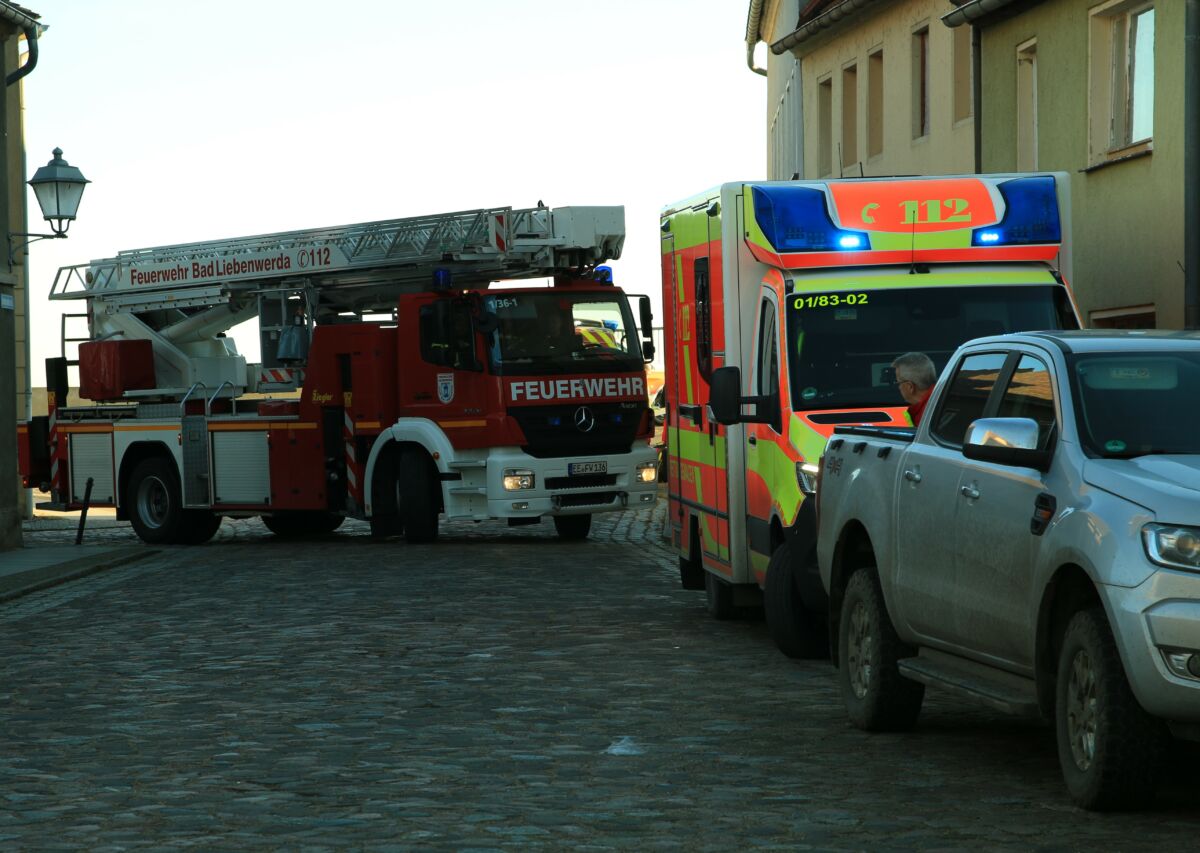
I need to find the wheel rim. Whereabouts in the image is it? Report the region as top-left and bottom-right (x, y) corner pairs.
(136, 475), (171, 529)
(1066, 647), (1098, 771)
(846, 599), (873, 700)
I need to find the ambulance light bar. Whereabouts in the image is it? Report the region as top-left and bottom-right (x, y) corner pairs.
(971, 176), (1061, 248)
(752, 186), (870, 253)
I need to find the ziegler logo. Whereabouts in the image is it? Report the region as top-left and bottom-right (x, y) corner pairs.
(312, 391), (333, 404)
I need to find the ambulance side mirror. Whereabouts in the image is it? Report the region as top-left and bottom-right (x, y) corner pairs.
(710, 366), (773, 426)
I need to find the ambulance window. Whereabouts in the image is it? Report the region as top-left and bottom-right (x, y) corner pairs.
(695, 258), (713, 382)
(757, 300), (779, 398)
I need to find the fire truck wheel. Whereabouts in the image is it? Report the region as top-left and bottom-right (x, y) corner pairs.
(263, 511), (344, 538)
(764, 542), (828, 659)
(553, 514), (592, 540)
(127, 457), (186, 545)
(704, 571), (735, 620)
(838, 567), (924, 732)
(180, 512), (222, 545)
(399, 450), (439, 544)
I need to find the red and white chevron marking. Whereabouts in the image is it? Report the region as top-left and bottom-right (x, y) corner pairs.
(343, 410), (361, 504)
(259, 367), (304, 384)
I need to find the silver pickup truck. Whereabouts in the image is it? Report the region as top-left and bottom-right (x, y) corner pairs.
(816, 330), (1200, 810)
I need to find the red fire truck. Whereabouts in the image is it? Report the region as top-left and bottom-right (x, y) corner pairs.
(18, 204), (659, 544)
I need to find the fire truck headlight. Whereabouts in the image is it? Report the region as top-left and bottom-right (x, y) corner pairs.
(636, 462), (658, 484)
(796, 462), (820, 496)
(503, 469), (535, 491)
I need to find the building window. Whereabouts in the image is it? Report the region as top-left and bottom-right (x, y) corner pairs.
(1090, 2), (1155, 163)
(818, 76), (833, 177)
(912, 26), (930, 139)
(952, 24), (973, 123)
(1017, 40), (1038, 171)
(842, 64), (858, 172)
(868, 49), (884, 159)
(1090, 305), (1156, 328)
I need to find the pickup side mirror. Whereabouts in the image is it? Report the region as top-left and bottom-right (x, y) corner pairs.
(710, 365), (777, 426)
(962, 417), (1052, 471)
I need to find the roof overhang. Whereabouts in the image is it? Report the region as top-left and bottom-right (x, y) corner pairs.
(770, 0), (887, 54)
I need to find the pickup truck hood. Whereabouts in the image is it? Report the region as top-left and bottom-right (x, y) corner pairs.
(1083, 456), (1200, 517)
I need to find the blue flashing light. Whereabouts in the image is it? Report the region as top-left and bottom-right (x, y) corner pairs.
(752, 185), (870, 253)
(548, 416), (562, 426)
(971, 176), (1062, 247)
(603, 319), (618, 330)
(432, 268), (453, 289)
(594, 264), (614, 283)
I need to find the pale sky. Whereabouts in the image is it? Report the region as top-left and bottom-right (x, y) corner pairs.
(20, 0), (765, 386)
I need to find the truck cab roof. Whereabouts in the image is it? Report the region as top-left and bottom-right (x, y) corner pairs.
(963, 329), (1200, 354)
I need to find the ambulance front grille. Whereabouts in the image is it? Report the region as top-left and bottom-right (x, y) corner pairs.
(508, 403), (642, 459)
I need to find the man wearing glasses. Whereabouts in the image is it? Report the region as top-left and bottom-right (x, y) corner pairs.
(892, 352), (937, 426)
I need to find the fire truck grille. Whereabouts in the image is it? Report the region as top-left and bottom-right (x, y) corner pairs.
(509, 403), (643, 459)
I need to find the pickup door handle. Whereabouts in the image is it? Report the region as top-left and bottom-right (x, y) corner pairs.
(960, 485), (981, 499)
(903, 469), (922, 483)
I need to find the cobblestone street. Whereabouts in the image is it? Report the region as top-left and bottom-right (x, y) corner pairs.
(2, 499), (1198, 849)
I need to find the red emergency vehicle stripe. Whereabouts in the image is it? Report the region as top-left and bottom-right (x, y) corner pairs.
(343, 410), (360, 499)
(48, 406), (59, 497)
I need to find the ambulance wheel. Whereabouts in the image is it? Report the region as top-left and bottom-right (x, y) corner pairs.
(765, 542), (828, 659)
(180, 511), (222, 545)
(705, 571), (735, 620)
(127, 456), (186, 545)
(399, 449), (439, 544)
(263, 511), (343, 538)
(553, 514), (592, 541)
(679, 519), (705, 590)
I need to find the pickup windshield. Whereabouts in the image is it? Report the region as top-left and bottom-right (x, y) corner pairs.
(1071, 352), (1200, 457)
(484, 291), (643, 376)
(786, 284), (1075, 410)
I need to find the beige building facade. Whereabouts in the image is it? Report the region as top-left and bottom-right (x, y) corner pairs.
(949, 0), (1181, 328)
(752, 0), (975, 181)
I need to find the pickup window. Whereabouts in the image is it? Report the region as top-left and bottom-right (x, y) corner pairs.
(1071, 352), (1200, 457)
(995, 354), (1057, 449)
(930, 352), (1007, 445)
(785, 284), (1075, 411)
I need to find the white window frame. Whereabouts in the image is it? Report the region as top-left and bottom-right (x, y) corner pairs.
(1088, 0), (1155, 166)
(1016, 38), (1038, 171)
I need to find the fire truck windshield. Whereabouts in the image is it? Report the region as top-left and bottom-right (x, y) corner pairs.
(483, 291), (643, 375)
(785, 284), (1077, 411)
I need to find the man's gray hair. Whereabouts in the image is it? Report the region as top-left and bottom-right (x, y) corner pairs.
(892, 352), (937, 390)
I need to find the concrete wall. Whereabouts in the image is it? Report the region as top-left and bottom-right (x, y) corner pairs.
(978, 0), (1183, 327)
(779, 0), (974, 180)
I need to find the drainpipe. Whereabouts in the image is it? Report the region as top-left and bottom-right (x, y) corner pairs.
(1187, 0), (1199, 328)
(746, 0), (767, 76)
(1, 5), (41, 87)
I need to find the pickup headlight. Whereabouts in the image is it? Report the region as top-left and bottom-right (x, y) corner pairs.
(1142, 524), (1200, 572)
(636, 462), (658, 483)
(503, 469), (535, 491)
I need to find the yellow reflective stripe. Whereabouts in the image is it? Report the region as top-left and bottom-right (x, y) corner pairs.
(790, 268), (1057, 293)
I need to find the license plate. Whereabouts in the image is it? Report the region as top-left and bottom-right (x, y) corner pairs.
(568, 461), (607, 476)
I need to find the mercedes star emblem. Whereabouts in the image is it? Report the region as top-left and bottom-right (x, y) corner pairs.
(574, 406), (596, 433)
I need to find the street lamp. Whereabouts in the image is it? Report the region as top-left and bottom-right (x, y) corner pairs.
(9, 147), (89, 263)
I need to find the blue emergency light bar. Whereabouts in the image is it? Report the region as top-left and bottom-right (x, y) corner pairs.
(752, 186), (870, 253)
(971, 176), (1061, 247)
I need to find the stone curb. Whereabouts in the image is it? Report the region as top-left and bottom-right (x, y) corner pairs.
(0, 547), (158, 604)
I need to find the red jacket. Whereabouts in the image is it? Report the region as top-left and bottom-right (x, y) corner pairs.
(908, 386), (934, 426)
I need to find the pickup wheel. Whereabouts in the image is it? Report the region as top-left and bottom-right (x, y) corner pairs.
(765, 542), (828, 659)
(128, 457), (186, 545)
(705, 571), (735, 620)
(553, 514), (592, 540)
(399, 449), (439, 544)
(1055, 608), (1168, 810)
(838, 567), (924, 731)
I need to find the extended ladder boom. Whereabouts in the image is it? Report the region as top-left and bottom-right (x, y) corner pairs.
(50, 204), (624, 316)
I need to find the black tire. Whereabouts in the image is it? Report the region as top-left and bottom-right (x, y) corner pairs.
(765, 541), (828, 659)
(399, 449), (439, 544)
(838, 567), (924, 731)
(263, 511), (343, 538)
(1055, 608), (1169, 810)
(553, 514), (592, 540)
(180, 511), (222, 545)
(705, 570), (735, 620)
(127, 456), (186, 545)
